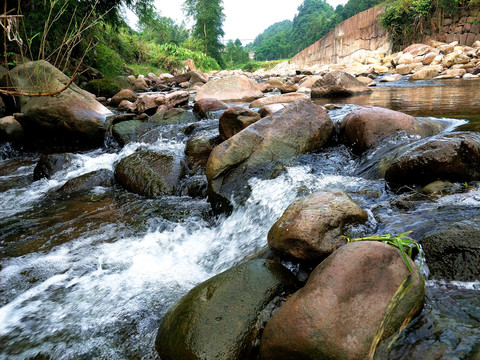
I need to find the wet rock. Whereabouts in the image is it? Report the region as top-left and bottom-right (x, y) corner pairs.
(340, 106), (442, 155)
(109, 89), (138, 107)
(113, 75), (133, 90)
(133, 77), (149, 92)
(33, 153), (74, 180)
(357, 76), (376, 86)
(395, 63), (418, 75)
(115, 151), (186, 197)
(385, 132), (480, 186)
(249, 93), (309, 108)
(219, 107), (261, 141)
(112, 120), (146, 145)
(277, 81), (298, 93)
(56, 169), (114, 195)
(185, 131), (221, 172)
(181, 175), (208, 198)
(193, 98), (228, 119)
(311, 70), (373, 98)
(260, 241), (425, 360)
(0, 115), (24, 143)
(158, 90), (190, 109)
(268, 191), (368, 261)
(155, 259), (295, 360)
(421, 219), (480, 281)
(194, 74), (264, 102)
(82, 79), (121, 98)
(10, 60), (111, 147)
(419, 180), (461, 195)
(150, 108), (196, 125)
(206, 99), (334, 212)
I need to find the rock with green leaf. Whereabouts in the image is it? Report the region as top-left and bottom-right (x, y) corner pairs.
(260, 241), (425, 360)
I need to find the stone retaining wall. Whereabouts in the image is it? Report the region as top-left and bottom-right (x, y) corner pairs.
(290, 6), (392, 67)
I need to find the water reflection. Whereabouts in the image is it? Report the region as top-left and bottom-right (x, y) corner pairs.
(313, 78), (480, 123)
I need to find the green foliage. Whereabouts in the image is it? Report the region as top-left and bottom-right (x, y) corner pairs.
(183, 0), (225, 66)
(343, 231), (422, 273)
(222, 39), (250, 69)
(149, 43), (221, 72)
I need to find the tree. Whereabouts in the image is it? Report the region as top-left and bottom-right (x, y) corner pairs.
(222, 39), (250, 68)
(182, 0), (225, 66)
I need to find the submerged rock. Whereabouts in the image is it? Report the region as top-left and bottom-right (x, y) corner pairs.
(311, 70), (373, 98)
(268, 191), (368, 261)
(115, 151), (186, 197)
(56, 169), (114, 195)
(385, 132), (480, 186)
(33, 153), (74, 180)
(260, 241), (425, 360)
(206, 99), (334, 212)
(155, 259), (295, 360)
(420, 219), (480, 281)
(340, 106), (442, 155)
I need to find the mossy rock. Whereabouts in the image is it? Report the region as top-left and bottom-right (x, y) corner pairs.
(155, 259), (295, 360)
(83, 79), (122, 98)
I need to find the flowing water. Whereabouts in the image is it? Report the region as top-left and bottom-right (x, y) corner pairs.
(1, 78), (479, 359)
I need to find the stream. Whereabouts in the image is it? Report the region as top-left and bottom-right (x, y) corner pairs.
(1, 77), (479, 359)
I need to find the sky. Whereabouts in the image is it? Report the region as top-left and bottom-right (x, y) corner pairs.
(135, 0), (349, 44)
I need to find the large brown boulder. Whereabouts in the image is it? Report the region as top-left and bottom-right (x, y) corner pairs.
(385, 132), (480, 186)
(206, 99), (334, 212)
(194, 75), (264, 102)
(260, 241), (425, 360)
(409, 66), (439, 80)
(249, 93), (309, 108)
(155, 259), (295, 360)
(0, 115), (24, 143)
(9, 60), (112, 146)
(115, 151), (186, 196)
(340, 106), (443, 155)
(268, 191), (368, 261)
(219, 106), (261, 141)
(193, 98), (228, 119)
(311, 70), (373, 98)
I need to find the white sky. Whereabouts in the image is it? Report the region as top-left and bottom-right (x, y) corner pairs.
(143, 0), (349, 44)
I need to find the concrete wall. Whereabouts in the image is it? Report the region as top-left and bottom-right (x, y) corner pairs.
(290, 6), (392, 67)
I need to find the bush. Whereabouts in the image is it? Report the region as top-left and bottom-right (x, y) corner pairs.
(82, 79), (122, 98)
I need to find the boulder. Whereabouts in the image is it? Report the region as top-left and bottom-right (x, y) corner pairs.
(185, 131), (221, 172)
(159, 90), (190, 109)
(115, 151), (186, 196)
(444, 68), (467, 77)
(194, 75), (264, 102)
(109, 89), (138, 107)
(56, 169), (114, 195)
(260, 241), (425, 360)
(278, 81), (298, 93)
(398, 52), (415, 65)
(339, 106), (442, 155)
(311, 70), (372, 98)
(219, 107), (261, 141)
(298, 75), (323, 89)
(133, 77), (149, 92)
(155, 259), (295, 360)
(189, 70), (208, 85)
(113, 75), (134, 90)
(409, 66), (439, 80)
(249, 93), (309, 108)
(266, 77), (285, 87)
(0, 115), (24, 143)
(423, 52), (438, 65)
(9, 60), (111, 146)
(206, 99), (334, 212)
(385, 132), (480, 186)
(193, 98), (228, 119)
(150, 108), (196, 125)
(258, 104), (285, 118)
(395, 63), (418, 75)
(420, 219), (480, 281)
(403, 44), (435, 58)
(33, 153), (74, 180)
(357, 76), (376, 86)
(268, 191), (368, 261)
